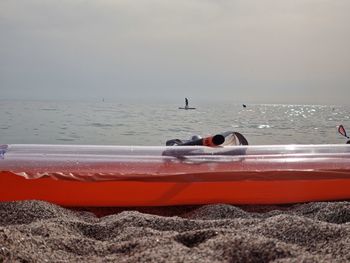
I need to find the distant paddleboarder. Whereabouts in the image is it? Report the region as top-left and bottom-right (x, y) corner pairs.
(179, 98), (196, 110)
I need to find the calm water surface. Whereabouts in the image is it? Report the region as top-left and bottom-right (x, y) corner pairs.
(0, 100), (349, 145)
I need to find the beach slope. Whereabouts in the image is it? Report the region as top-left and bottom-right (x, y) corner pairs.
(1, 201), (350, 262)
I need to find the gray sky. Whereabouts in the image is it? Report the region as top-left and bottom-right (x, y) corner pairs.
(1, 0), (349, 105)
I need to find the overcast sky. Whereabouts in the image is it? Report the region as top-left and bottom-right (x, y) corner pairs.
(1, 0), (349, 105)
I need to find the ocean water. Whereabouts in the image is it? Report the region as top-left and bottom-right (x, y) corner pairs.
(0, 100), (349, 146)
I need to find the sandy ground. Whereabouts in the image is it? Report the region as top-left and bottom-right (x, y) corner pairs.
(1, 201), (350, 262)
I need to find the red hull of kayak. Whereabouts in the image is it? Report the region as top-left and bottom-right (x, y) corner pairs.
(2, 171), (350, 206)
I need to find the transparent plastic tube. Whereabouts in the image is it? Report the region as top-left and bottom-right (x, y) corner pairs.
(1, 144), (350, 181)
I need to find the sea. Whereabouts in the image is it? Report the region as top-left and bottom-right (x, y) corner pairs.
(0, 100), (349, 146)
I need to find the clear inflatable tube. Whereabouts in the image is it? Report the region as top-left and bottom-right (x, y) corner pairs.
(1, 144), (350, 206)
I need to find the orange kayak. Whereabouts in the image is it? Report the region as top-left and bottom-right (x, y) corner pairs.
(1, 144), (350, 206)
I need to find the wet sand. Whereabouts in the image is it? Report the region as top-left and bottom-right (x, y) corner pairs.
(1, 201), (350, 262)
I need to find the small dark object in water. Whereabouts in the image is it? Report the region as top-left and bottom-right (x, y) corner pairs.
(242, 104), (247, 108)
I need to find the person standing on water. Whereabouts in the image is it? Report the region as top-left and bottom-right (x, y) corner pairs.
(185, 98), (189, 109)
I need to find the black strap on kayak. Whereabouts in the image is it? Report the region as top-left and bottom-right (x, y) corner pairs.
(233, 132), (249, 145)
(337, 125), (350, 144)
(165, 139), (183, 146)
(338, 125), (349, 139)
